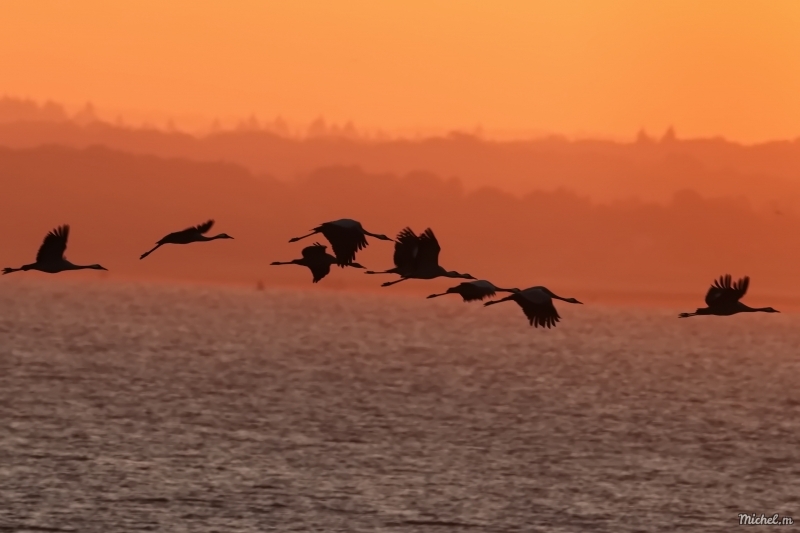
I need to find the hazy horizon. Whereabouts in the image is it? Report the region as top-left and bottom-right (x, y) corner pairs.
(4, 96), (800, 205)
(4, 94), (800, 144)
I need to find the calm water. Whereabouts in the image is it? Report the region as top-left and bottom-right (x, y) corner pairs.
(0, 279), (799, 532)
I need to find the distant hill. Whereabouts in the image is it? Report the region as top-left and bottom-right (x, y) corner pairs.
(1, 97), (800, 208)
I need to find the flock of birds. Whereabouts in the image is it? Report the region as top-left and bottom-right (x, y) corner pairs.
(3, 218), (780, 328)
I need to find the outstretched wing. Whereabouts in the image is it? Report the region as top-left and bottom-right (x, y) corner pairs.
(705, 274), (749, 307)
(187, 220), (214, 234)
(300, 242), (333, 282)
(157, 220), (215, 244)
(392, 227), (420, 271)
(416, 228), (441, 268)
(518, 288), (561, 328)
(309, 262), (332, 283)
(519, 299), (561, 328)
(459, 281), (497, 302)
(36, 225), (69, 263)
(733, 276), (749, 299)
(320, 222), (367, 266)
(302, 242), (329, 260)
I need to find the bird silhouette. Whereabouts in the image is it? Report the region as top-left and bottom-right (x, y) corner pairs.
(427, 280), (518, 302)
(140, 220), (233, 259)
(678, 275), (779, 317)
(271, 242), (365, 283)
(288, 219), (392, 266)
(484, 286), (583, 328)
(3, 225), (107, 275)
(365, 227), (475, 287)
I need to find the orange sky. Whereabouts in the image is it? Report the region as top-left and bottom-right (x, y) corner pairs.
(2, 1), (800, 141)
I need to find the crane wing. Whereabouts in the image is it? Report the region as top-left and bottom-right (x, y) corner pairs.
(518, 297), (561, 329)
(302, 242), (329, 259)
(36, 225), (69, 263)
(321, 223), (367, 266)
(187, 220), (214, 234)
(392, 227), (420, 270)
(459, 282), (497, 302)
(514, 288), (561, 328)
(309, 262), (332, 283)
(416, 228), (441, 267)
(733, 276), (750, 299)
(329, 219), (360, 229)
(157, 219), (215, 244)
(705, 274), (748, 306)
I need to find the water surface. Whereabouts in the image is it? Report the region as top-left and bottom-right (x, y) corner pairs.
(1, 279), (798, 532)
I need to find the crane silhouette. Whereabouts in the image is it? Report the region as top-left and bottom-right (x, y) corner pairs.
(484, 286), (583, 328)
(271, 243), (365, 283)
(140, 220), (233, 259)
(288, 219), (392, 266)
(3, 225), (107, 275)
(365, 227), (475, 287)
(427, 280), (518, 302)
(678, 275), (779, 317)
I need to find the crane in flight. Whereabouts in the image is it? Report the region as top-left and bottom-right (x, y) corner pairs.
(140, 220), (233, 259)
(365, 227), (475, 287)
(288, 219), (392, 266)
(3, 225), (107, 275)
(271, 242), (365, 283)
(484, 286), (583, 328)
(427, 280), (518, 302)
(678, 275), (779, 317)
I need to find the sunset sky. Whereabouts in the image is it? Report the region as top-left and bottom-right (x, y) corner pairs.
(3, 1), (800, 141)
